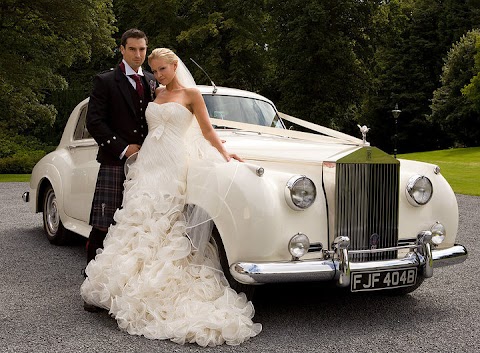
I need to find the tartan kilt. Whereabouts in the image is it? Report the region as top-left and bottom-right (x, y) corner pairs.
(89, 164), (126, 229)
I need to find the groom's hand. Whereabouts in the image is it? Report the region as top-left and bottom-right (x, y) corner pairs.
(125, 144), (141, 158)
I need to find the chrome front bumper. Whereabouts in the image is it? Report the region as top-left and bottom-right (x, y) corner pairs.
(230, 244), (468, 287)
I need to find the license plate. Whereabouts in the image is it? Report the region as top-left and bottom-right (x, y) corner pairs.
(350, 268), (417, 292)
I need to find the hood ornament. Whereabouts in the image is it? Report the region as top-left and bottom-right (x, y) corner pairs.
(357, 124), (370, 145)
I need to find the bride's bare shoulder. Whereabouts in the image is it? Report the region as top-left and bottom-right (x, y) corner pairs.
(184, 87), (202, 101)
(184, 87), (201, 95)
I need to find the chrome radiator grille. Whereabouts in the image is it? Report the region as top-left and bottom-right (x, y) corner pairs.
(334, 159), (399, 262)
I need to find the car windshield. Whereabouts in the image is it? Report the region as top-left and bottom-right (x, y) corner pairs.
(203, 95), (284, 128)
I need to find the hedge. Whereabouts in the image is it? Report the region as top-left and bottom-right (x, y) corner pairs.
(0, 150), (47, 174)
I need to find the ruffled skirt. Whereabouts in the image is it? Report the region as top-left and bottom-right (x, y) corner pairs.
(81, 124), (261, 346)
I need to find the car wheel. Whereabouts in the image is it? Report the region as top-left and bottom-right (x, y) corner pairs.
(211, 227), (256, 301)
(42, 184), (68, 245)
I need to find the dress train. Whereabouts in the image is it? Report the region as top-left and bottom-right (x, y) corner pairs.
(81, 102), (261, 346)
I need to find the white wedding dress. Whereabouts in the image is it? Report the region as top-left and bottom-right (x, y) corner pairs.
(81, 102), (262, 346)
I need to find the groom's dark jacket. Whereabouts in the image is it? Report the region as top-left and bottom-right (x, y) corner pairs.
(87, 65), (156, 166)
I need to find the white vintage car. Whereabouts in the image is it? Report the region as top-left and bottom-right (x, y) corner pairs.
(23, 85), (467, 296)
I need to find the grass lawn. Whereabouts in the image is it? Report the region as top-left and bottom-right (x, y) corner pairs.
(398, 146), (480, 196)
(0, 174), (31, 182)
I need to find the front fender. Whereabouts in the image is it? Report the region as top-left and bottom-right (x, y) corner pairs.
(186, 161), (278, 263)
(186, 161), (328, 265)
(398, 159), (459, 247)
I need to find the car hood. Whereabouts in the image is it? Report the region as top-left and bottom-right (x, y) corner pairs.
(218, 130), (362, 164)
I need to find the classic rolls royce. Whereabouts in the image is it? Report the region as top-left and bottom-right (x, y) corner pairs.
(23, 85), (468, 296)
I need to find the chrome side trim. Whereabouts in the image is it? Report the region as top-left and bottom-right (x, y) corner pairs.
(230, 244), (467, 285)
(230, 260), (337, 285)
(432, 244), (468, 267)
(349, 244), (419, 254)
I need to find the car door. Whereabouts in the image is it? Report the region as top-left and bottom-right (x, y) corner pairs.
(63, 103), (99, 223)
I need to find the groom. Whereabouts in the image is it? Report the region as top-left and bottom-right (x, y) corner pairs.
(84, 28), (156, 311)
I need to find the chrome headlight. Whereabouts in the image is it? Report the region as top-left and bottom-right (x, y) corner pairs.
(288, 233), (310, 259)
(285, 175), (316, 210)
(406, 175), (433, 206)
(431, 222), (446, 245)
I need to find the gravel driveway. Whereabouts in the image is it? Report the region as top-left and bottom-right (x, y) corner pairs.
(0, 182), (478, 353)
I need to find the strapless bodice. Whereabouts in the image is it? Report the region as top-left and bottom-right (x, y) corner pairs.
(145, 102), (193, 137)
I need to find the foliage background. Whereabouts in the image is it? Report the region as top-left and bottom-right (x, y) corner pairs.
(1, 0), (480, 173)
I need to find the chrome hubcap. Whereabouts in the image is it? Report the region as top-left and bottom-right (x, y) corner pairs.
(46, 191), (59, 234)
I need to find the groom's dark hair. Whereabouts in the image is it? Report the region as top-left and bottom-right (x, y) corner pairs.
(120, 28), (148, 47)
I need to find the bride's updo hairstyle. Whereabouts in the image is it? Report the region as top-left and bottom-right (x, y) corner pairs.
(148, 48), (178, 66)
(149, 48), (197, 88)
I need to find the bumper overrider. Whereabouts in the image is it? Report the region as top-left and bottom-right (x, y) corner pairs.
(230, 232), (468, 287)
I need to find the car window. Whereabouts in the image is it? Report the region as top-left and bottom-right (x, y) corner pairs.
(73, 105), (92, 140)
(202, 95), (284, 128)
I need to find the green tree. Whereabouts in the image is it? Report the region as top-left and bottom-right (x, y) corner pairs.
(111, 0), (269, 93)
(361, 0), (480, 153)
(462, 34), (480, 111)
(113, 0), (182, 49)
(360, 0), (415, 153)
(265, 0), (381, 133)
(0, 0), (116, 139)
(430, 29), (480, 147)
(176, 0), (269, 92)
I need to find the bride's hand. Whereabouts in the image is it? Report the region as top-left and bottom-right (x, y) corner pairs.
(223, 152), (244, 162)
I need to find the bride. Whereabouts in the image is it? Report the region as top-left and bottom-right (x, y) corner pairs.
(81, 48), (262, 346)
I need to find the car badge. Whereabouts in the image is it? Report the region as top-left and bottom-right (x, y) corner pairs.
(369, 233), (380, 250)
(357, 124), (370, 145)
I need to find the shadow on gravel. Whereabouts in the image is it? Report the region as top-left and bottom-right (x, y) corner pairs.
(251, 280), (444, 329)
(26, 227), (87, 247)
